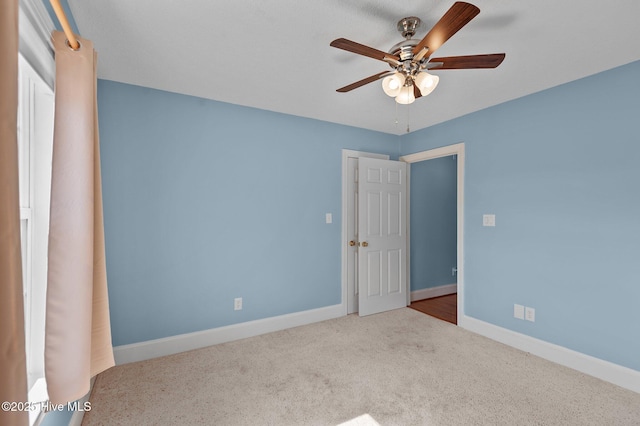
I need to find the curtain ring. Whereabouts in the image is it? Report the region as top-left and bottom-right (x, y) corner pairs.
(66, 39), (81, 51)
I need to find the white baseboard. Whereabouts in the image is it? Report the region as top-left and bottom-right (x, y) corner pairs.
(459, 315), (640, 394)
(113, 304), (344, 365)
(112, 301), (639, 394)
(411, 283), (457, 302)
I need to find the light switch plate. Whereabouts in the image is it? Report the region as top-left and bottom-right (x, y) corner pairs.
(325, 213), (332, 224)
(483, 214), (496, 227)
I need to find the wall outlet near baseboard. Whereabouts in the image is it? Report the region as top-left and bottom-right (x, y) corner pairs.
(525, 306), (535, 322)
(514, 304), (525, 320)
(234, 297), (242, 311)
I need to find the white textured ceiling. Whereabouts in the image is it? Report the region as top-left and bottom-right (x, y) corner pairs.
(68, 0), (640, 135)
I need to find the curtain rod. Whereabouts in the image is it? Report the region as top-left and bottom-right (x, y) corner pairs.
(50, 0), (80, 50)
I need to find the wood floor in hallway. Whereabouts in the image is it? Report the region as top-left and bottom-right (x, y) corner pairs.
(409, 293), (457, 325)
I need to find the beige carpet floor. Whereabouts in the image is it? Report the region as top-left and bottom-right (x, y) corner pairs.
(83, 308), (640, 425)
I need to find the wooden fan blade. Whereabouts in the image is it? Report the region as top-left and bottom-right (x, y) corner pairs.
(413, 2), (480, 57)
(428, 53), (505, 69)
(331, 38), (400, 63)
(337, 71), (393, 93)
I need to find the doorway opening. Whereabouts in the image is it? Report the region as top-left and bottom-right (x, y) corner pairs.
(340, 144), (465, 324)
(406, 153), (457, 324)
(400, 143), (465, 325)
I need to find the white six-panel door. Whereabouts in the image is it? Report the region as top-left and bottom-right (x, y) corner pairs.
(357, 157), (407, 316)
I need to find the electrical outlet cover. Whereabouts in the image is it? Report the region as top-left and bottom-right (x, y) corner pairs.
(525, 307), (535, 322)
(514, 304), (525, 320)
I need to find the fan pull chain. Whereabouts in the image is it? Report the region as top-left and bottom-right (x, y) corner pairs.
(406, 103), (410, 133)
(394, 100), (399, 129)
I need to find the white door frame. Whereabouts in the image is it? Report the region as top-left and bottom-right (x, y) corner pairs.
(341, 149), (389, 315)
(399, 143), (465, 324)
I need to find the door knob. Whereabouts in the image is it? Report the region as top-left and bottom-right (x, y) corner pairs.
(360, 241), (369, 247)
(349, 240), (356, 246)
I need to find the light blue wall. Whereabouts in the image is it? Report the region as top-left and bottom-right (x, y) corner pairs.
(401, 60), (640, 371)
(100, 60), (640, 371)
(98, 80), (398, 346)
(409, 156), (457, 291)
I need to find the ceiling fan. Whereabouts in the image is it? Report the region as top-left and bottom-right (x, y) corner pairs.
(330, 1), (505, 104)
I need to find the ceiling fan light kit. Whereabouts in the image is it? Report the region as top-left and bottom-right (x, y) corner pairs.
(382, 73), (404, 97)
(414, 72), (439, 97)
(396, 85), (416, 105)
(330, 2), (505, 106)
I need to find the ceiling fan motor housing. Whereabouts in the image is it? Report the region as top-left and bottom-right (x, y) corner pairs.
(397, 16), (421, 38)
(391, 17), (422, 62)
(389, 39), (420, 61)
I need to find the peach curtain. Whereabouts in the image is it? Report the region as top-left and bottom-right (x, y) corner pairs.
(45, 31), (115, 404)
(0, 1), (29, 425)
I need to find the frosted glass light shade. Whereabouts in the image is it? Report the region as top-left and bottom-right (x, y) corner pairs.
(395, 85), (415, 104)
(382, 73), (404, 97)
(414, 72), (439, 96)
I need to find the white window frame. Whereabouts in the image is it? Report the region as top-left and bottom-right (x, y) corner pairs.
(18, 50), (54, 388)
(18, 1), (55, 425)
